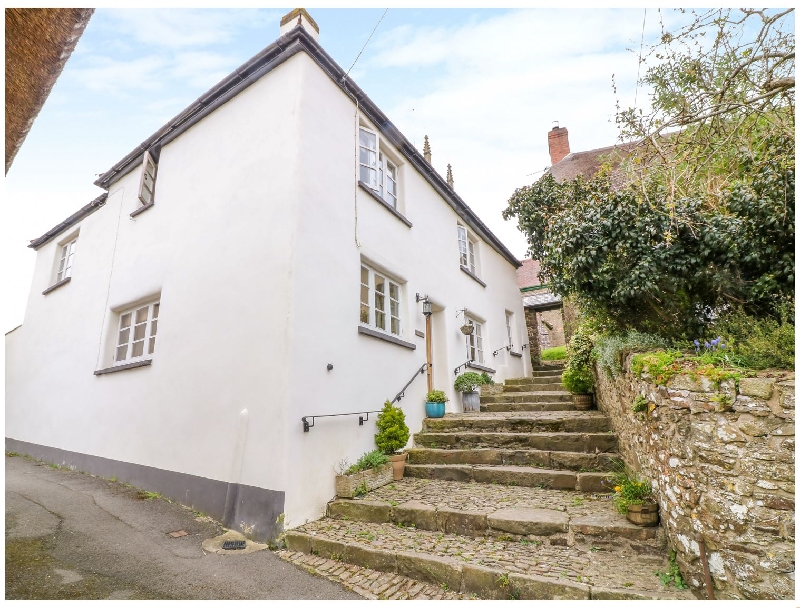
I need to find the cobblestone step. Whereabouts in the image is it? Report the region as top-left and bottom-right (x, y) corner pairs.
(284, 518), (690, 600)
(481, 402), (576, 413)
(506, 373), (562, 384)
(504, 382), (564, 393)
(422, 412), (610, 434)
(407, 448), (621, 471)
(481, 392), (573, 404)
(413, 432), (618, 452)
(405, 464), (612, 491)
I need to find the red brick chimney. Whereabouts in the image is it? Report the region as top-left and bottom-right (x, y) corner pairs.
(548, 126), (570, 165)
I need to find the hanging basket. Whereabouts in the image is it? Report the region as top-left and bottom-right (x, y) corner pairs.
(460, 323), (474, 335)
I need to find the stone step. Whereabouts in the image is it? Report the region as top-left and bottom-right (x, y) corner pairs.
(481, 392), (573, 404)
(404, 464), (612, 492)
(533, 365), (564, 372)
(505, 373), (562, 384)
(406, 448), (621, 472)
(413, 432), (618, 452)
(481, 402), (577, 413)
(422, 412), (611, 434)
(504, 382), (564, 393)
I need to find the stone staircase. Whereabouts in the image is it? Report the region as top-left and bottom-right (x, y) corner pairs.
(284, 364), (695, 600)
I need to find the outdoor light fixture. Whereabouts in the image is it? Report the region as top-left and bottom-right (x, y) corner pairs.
(422, 300), (433, 316)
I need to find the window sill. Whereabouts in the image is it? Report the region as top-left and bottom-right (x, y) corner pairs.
(94, 359), (152, 376)
(42, 276), (71, 295)
(358, 181), (412, 228)
(130, 202), (155, 218)
(460, 265), (486, 287)
(509, 351), (523, 358)
(358, 326), (416, 350)
(467, 361), (496, 374)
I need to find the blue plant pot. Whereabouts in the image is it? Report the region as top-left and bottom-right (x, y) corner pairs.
(425, 401), (446, 418)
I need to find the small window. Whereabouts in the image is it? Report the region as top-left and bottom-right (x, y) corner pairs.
(114, 300), (159, 364)
(465, 316), (484, 364)
(360, 264), (401, 337)
(138, 150), (158, 206)
(359, 127), (400, 209)
(458, 225), (477, 274)
(56, 238), (77, 282)
(505, 312), (514, 349)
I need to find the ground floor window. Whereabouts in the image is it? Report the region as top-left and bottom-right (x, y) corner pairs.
(465, 316), (484, 363)
(360, 265), (401, 337)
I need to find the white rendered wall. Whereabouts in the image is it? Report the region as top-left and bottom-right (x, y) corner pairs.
(5, 56), (308, 499)
(282, 52), (529, 526)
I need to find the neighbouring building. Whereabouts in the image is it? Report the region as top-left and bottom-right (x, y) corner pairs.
(5, 9), (529, 541)
(517, 258), (564, 351)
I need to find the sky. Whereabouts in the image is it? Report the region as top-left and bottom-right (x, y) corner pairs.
(4, 5), (681, 333)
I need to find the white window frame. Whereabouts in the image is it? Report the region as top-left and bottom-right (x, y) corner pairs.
(360, 264), (402, 338)
(56, 238), (77, 283)
(114, 300), (160, 365)
(138, 150), (158, 206)
(458, 224), (477, 274)
(465, 316), (484, 364)
(505, 312), (514, 349)
(359, 126), (400, 209)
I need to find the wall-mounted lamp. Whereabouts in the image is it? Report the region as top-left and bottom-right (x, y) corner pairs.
(422, 300), (433, 317)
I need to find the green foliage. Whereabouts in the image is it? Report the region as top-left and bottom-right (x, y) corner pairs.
(541, 345), (567, 360)
(454, 372), (488, 393)
(344, 450), (388, 475)
(593, 331), (671, 377)
(562, 323), (594, 394)
(425, 390), (448, 403)
(375, 401), (410, 455)
(631, 350), (751, 387)
(480, 372), (495, 385)
(631, 394), (649, 413)
(610, 468), (652, 514)
(710, 301), (795, 369)
(655, 551), (689, 590)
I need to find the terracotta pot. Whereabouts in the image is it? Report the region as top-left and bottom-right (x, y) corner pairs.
(573, 394), (593, 410)
(389, 453), (407, 481)
(626, 501), (659, 526)
(335, 463), (393, 498)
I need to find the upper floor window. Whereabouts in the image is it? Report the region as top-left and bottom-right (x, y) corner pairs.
(458, 225), (477, 274)
(359, 127), (400, 209)
(57, 238), (77, 282)
(115, 300), (159, 364)
(138, 150), (158, 206)
(360, 264), (401, 337)
(465, 316), (484, 364)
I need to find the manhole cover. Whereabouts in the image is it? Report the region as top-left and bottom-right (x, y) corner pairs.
(221, 540), (247, 550)
(167, 530), (189, 538)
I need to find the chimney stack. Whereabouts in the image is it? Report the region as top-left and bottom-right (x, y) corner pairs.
(446, 164), (454, 189)
(279, 8), (319, 41)
(548, 125), (570, 165)
(423, 135), (431, 164)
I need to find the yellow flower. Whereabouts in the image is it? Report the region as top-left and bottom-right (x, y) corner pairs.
(614, 486), (621, 492)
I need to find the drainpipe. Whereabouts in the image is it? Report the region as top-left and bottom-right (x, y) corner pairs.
(696, 536), (716, 600)
(223, 408), (250, 528)
(424, 306), (433, 393)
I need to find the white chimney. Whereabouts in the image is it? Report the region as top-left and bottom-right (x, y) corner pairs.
(279, 8), (320, 42)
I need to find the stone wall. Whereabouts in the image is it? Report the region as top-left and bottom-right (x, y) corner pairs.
(539, 309), (565, 349)
(524, 309), (541, 367)
(593, 355), (795, 600)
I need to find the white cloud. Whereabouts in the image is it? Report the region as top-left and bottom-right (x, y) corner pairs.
(69, 55), (169, 97)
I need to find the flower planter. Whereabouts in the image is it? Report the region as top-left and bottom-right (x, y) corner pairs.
(626, 501), (659, 527)
(462, 390), (480, 412)
(389, 453), (407, 480)
(335, 463), (393, 498)
(572, 394), (593, 410)
(425, 401), (446, 418)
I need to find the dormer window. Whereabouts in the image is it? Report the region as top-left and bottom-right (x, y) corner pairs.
(359, 127), (400, 209)
(138, 150), (158, 206)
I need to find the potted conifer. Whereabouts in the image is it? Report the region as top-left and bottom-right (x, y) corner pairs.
(375, 400), (410, 480)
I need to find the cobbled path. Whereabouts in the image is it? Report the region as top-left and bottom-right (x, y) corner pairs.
(292, 519), (690, 596)
(277, 551), (470, 599)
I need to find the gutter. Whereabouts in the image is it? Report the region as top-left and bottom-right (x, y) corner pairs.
(28, 192), (107, 250)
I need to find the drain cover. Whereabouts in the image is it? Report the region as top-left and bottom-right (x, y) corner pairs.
(167, 530), (189, 538)
(221, 540), (247, 550)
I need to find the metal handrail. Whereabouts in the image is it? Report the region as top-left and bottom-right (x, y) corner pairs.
(391, 363), (428, 403)
(301, 363), (429, 432)
(453, 359), (473, 375)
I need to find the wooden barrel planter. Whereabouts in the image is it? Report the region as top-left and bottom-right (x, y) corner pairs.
(626, 502), (659, 526)
(573, 394), (593, 410)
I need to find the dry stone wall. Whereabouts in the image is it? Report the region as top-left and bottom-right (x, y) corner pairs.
(593, 355), (794, 600)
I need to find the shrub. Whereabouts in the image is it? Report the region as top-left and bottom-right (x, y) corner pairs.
(541, 345), (567, 360)
(344, 450), (388, 475)
(593, 331), (671, 377)
(454, 372), (487, 393)
(374, 401), (410, 455)
(425, 390), (448, 403)
(562, 366), (593, 394)
(631, 394), (649, 413)
(562, 323), (594, 394)
(480, 372), (495, 385)
(709, 302), (794, 369)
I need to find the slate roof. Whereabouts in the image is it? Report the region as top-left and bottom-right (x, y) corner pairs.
(522, 291), (562, 309)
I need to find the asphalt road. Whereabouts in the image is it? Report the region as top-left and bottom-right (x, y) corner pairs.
(5, 454), (361, 600)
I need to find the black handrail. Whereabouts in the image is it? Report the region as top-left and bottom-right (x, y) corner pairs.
(453, 359), (473, 375)
(301, 363), (429, 432)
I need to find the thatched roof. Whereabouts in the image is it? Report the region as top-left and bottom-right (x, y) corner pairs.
(548, 141), (636, 185)
(5, 8), (94, 174)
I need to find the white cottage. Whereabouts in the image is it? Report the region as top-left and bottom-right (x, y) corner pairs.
(5, 9), (529, 540)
